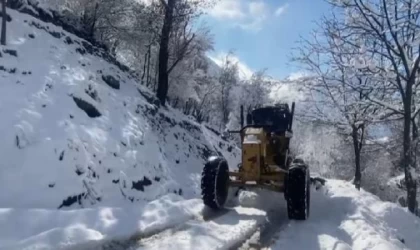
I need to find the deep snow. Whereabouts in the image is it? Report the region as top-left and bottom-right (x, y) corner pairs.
(269, 180), (420, 250)
(4, 179), (419, 250)
(0, 8), (239, 209)
(0, 6), (241, 249)
(0, 195), (202, 250)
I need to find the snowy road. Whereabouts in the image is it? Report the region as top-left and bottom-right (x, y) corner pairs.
(81, 180), (420, 250)
(128, 190), (288, 250)
(4, 180), (420, 250)
(134, 207), (266, 250)
(61, 189), (288, 250)
(237, 206), (288, 249)
(70, 206), (283, 250)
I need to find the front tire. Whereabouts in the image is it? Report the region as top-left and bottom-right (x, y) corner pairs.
(286, 161), (310, 220)
(201, 157), (230, 210)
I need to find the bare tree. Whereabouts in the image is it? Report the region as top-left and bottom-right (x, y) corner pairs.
(156, 0), (213, 106)
(329, 0), (420, 214)
(1, 0), (6, 45)
(294, 14), (379, 190)
(156, 0), (176, 106)
(241, 69), (270, 111)
(218, 52), (238, 129)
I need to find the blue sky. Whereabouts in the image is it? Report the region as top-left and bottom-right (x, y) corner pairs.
(204, 0), (331, 79)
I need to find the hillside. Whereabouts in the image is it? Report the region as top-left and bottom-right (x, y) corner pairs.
(0, 8), (239, 209)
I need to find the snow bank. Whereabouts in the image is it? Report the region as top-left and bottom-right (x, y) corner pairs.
(270, 180), (420, 250)
(0, 195), (203, 250)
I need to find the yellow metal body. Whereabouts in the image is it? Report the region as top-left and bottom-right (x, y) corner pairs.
(229, 127), (290, 192)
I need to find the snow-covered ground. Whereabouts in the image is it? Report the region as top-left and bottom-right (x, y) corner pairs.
(0, 8), (239, 209)
(269, 180), (420, 250)
(3, 179), (419, 250)
(0, 7), (238, 249)
(0, 195), (202, 250)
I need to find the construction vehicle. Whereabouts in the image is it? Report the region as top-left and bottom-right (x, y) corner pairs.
(201, 102), (311, 220)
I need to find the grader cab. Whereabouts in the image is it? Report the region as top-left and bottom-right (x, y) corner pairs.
(201, 103), (311, 220)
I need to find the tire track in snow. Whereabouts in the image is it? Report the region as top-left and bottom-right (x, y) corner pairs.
(71, 191), (288, 250)
(236, 207), (288, 250)
(131, 206), (267, 250)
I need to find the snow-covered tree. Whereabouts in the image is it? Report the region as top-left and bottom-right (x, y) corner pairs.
(217, 52), (239, 130)
(156, 0), (214, 106)
(167, 26), (214, 104)
(293, 14), (380, 190)
(329, 0), (420, 214)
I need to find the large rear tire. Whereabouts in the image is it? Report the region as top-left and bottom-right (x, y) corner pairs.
(201, 157), (229, 210)
(286, 161), (310, 220)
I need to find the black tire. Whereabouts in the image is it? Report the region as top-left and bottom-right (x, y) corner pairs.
(201, 157), (230, 210)
(286, 162), (310, 220)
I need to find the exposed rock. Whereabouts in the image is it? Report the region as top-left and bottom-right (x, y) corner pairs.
(72, 96), (101, 118)
(132, 177), (152, 191)
(64, 36), (73, 44)
(0, 65), (17, 74)
(137, 88), (160, 106)
(49, 30), (62, 39)
(81, 41), (94, 54)
(58, 193), (85, 209)
(75, 48), (86, 55)
(59, 151), (65, 161)
(102, 75), (120, 90)
(3, 49), (18, 57)
(85, 85), (100, 101)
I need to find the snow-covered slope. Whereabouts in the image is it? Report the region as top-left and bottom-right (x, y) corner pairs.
(0, 8), (239, 209)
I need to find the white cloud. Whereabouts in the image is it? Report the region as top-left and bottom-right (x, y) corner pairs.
(249, 1), (266, 16)
(208, 52), (254, 80)
(287, 71), (308, 81)
(208, 0), (269, 31)
(240, 1), (268, 31)
(274, 3), (289, 17)
(208, 0), (245, 20)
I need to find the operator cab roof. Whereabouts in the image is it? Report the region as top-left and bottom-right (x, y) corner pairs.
(250, 104), (292, 131)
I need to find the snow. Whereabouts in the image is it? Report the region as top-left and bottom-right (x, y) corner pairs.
(0, 8), (240, 209)
(132, 189), (286, 250)
(243, 134), (261, 144)
(0, 6), (240, 249)
(269, 180), (420, 250)
(0, 194), (203, 250)
(135, 206), (266, 250)
(207, 52), (254, 80)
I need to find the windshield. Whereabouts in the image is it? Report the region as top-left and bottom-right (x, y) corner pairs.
(251, 107), (290, 129)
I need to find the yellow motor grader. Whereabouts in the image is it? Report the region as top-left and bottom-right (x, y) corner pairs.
(201, 103), (311, 220)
